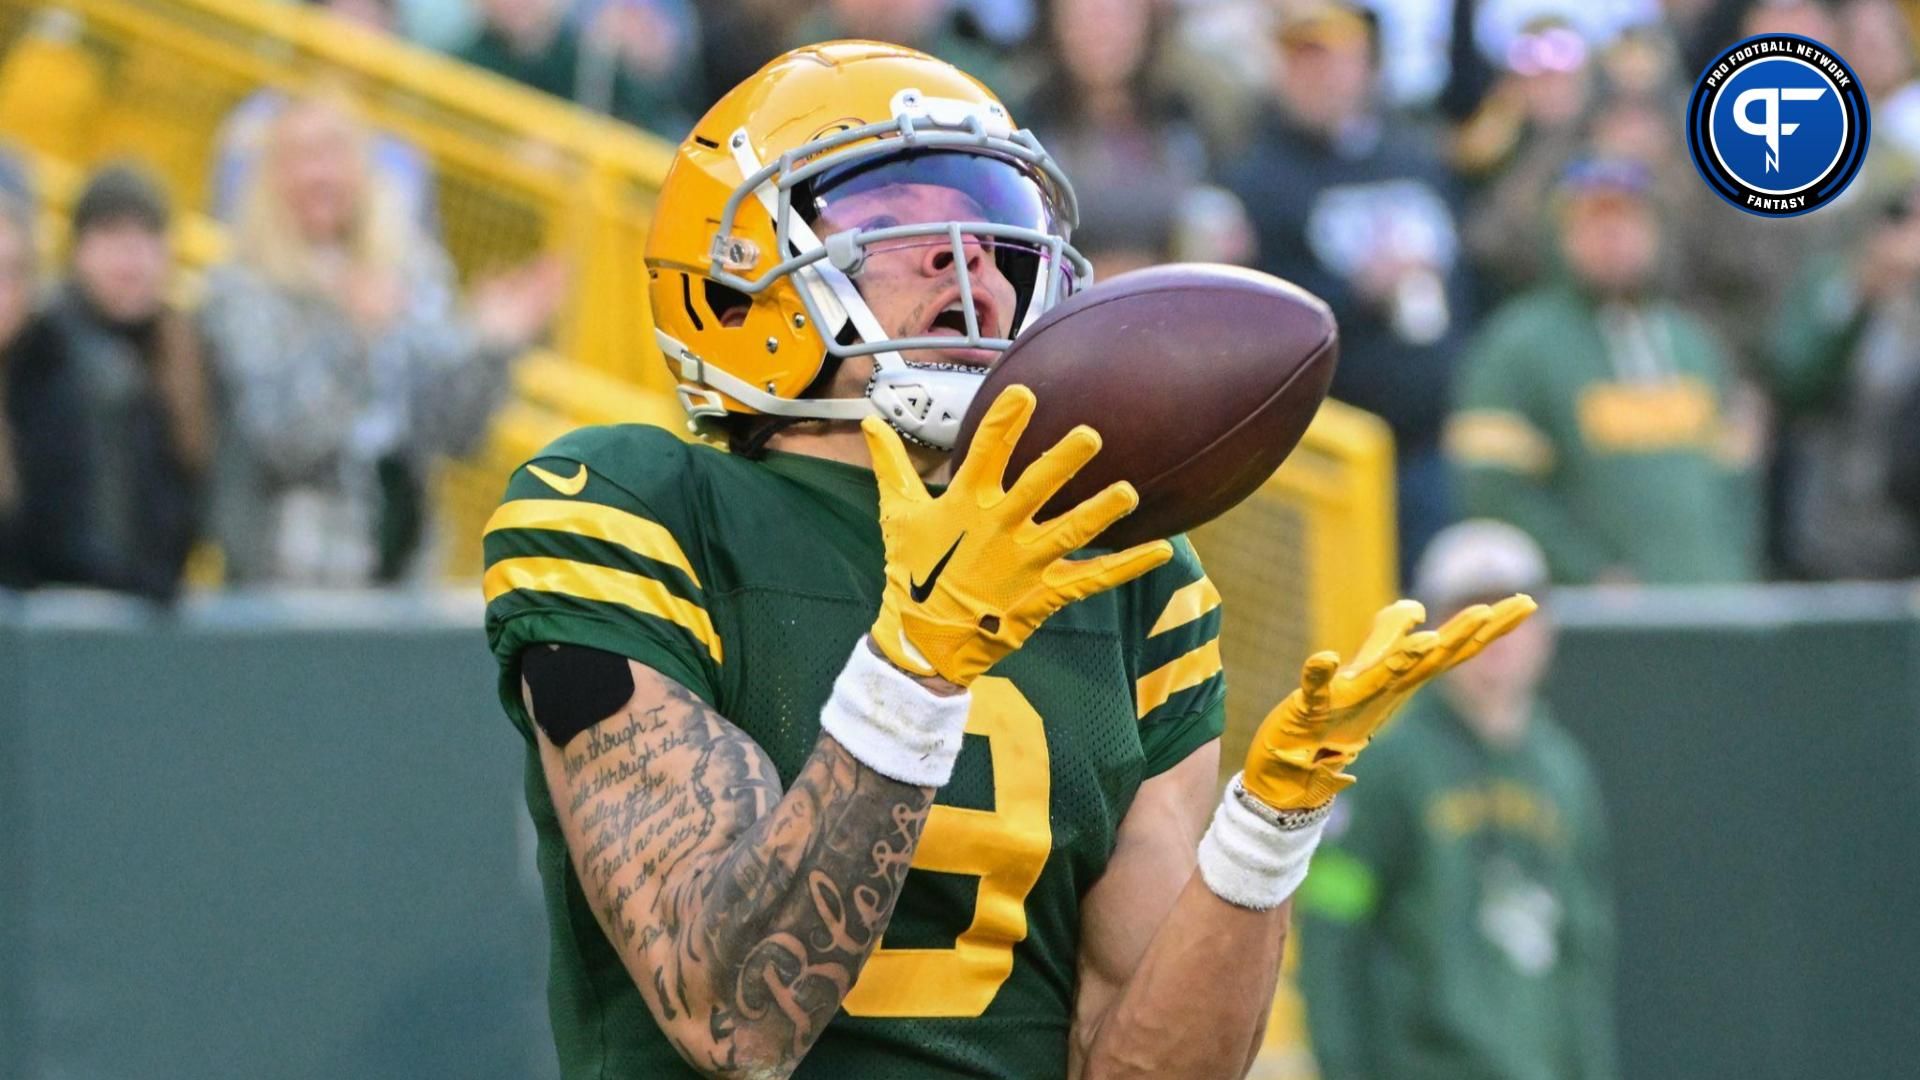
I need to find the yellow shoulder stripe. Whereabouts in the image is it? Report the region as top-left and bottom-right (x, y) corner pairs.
(1444, 409), (1556, 476)
(484, 499), (702, 588)
(1149, 576), (1222, 638)
(1136, 638), (1222, 719)
(483, 556), (723, 663)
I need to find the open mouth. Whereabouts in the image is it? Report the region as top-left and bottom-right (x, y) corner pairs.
(894, 284), (1009, 370)
(929, 306), (971, 334)
(922, 292), (1001, 342)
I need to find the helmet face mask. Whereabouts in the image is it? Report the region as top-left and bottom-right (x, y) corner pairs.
(803, 150), (1069, 349)
(649, 54), (1092, 452)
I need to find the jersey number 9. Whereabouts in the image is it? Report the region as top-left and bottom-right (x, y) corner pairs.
(842, 677), (1053, 1017)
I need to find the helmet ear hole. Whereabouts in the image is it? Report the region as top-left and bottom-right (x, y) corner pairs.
(704, 279), (753, 328)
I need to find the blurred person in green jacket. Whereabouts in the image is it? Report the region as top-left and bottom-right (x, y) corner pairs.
(1767, 182), (1920, 580)
(456, 0), (700, 137)
(1444, 157), (1762, 584)
(789, 0), (1019, 107)
(1297, 520), (1618, 1080)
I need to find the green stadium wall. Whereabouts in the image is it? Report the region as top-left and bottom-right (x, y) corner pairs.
(1544, 585), (1920, 1080)
(2, 585), (1916, 1078)
(0, 592), (555, 1080)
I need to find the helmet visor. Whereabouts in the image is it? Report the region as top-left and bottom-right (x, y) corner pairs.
(804, 148), (1062, 233)
(798, 149), (1079, 346)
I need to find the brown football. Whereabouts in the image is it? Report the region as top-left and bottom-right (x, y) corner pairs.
(951, 263), (1338, 548)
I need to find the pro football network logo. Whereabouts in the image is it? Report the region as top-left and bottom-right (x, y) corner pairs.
(1686, 34), (1869, 217)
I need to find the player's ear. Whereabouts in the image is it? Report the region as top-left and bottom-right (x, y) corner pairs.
(709, 280), (751, 327)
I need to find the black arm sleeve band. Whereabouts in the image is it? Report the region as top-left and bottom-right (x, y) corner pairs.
(519, 643), (637, 748)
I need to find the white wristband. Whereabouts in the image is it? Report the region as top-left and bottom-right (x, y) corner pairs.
(819, 638), (971, 787)
(1196, 772), (1332, 911)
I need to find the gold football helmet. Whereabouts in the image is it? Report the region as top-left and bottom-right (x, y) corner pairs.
(644, 40), (1090, 449)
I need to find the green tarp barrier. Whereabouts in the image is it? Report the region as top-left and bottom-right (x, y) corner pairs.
(0, 592), (554, 1080)
(4, 584), (1916, 1078)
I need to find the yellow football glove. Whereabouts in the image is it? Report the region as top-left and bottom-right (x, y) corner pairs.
(1242, 594), (1539, 810)
(864, 385), (1174, 687)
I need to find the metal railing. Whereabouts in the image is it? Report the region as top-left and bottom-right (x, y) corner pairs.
(0, 0), (676, 383)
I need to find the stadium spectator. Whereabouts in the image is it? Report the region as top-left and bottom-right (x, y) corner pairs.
(211, 1), (438, 233)
(691, 0), (807, 109)
(1665, 0), (1751, 75)
(1155, 0), (1274, 160)
(31, 166), (212, 603)
(574, 0), (705, 137)
(1446, 158), (1761, 585)
(0, 194), (41, 588)
(1581, 35), (1696, 226)
(1296, 519), (1618, 1080)
(1511, 32), (1716, 317)
(0, 197), (96, 596)
(1455, 17), (1599, 303)
(795, 0), (1018, 104)
(1168, 182), (1258, 267)
(392, 0), (482, 51)
(1439, 0), (1661, 120)
(1022, 0), (1207, 277)
(1766, 183), (1920, 580)
(1672, 0), (1920, 565)
(1839, 0), (1920, 168)
(456, 0), (694, 136)
(458, 0), (578, 100)
(1891, 376), (1920, 527)
(1584, 36), (1708, 273)
(1672, 0), (1871, 375)
(202, 93), (563, 587)
(1217, 0), (1471, 576)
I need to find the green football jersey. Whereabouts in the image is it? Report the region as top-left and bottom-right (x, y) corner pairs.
(482, 423), (1226, 1079)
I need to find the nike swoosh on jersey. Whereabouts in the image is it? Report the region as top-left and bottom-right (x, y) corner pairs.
(527, 463), (589, 496)
(909, 533), (964, 603)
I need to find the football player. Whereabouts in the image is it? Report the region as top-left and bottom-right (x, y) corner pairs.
(482, 41), (1533, 1079)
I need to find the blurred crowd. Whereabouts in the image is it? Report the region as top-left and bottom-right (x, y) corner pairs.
(0, 81), (566, 599)
(7, 0), (1920, 605)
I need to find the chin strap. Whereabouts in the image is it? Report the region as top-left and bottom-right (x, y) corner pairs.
(867, 363), (984, 450)
(658, 329), (869, 422)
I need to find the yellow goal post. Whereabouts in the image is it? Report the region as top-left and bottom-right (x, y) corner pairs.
(1190, 396), (1397, 782)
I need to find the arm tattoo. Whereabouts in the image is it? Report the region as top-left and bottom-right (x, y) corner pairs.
(556, 679), (934, 1077)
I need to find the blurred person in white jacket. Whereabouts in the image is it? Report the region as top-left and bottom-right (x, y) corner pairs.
(202, 89), (564, 587)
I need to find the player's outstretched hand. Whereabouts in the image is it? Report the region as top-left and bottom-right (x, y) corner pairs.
(864, 385), (1173, 687)
(1240, 594), (1538, 810)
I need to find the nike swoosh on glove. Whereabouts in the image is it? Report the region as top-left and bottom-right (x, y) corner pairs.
(865, 384), (1174, 687)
